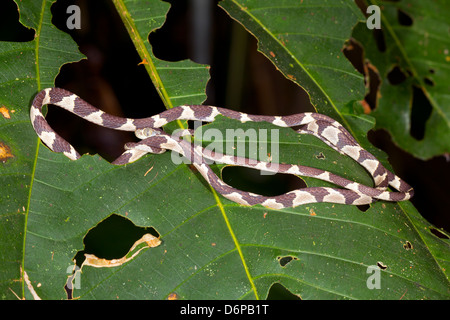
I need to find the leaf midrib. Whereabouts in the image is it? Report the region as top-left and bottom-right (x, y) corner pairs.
(109, 0), (258, 299)
(21, 0), (49, 300)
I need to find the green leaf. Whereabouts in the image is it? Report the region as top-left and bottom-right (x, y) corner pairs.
(1, 0), (449, 300)
(219, 0), (366, 134)
(110, 0), (209, 109)
(217, 0), (394, 183)
(0, 0), (84, 299)
(352, 0), (450, 159)
(0, 0), (208, 299)
(25, 121), (450, 299)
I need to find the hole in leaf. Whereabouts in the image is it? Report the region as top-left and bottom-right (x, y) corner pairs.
(387, 65), (407, 85)
(430, 227), (449, 239)
(277, 255), (298, 267)
(222, 166), (306, 197)
(373, 28), (386, 52)
(355, 0), (387, 52)
(409, 86), (433, 141)
(423, 77), (434, 86)
(48, 0), (163, 162)
(315, 152), (326, 160)
(0, 0), (35, 41)
(65, 284), (74, 300)
(267, 283), (301, 300)
(73, 214), (159, 267)
(403, 241), (413, 250)
(397, 9), (413, 26)
(343, 38), (365, 75)
(364, 63), (381, 111)
(357, 204), (370, 212)
(148, 0), (190, 62)
(377, 261), (387, 270)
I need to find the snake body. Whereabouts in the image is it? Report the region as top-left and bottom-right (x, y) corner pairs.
(30, 88), (414, 209)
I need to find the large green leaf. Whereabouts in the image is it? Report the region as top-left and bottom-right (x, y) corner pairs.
(110, 0), (209, 109)
(352, 0), (450, 159)
(0, 0), (85, 299)
(0, 0), (449, 300)
(23, 120), (450, 299)
(0, 0), (208, 299)
(219, 0), (366, 136)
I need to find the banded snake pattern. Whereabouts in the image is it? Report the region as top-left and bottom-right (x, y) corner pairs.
(30, 88), (414, 209)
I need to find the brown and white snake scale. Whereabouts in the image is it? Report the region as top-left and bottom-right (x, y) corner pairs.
(30, 88), (414, 209)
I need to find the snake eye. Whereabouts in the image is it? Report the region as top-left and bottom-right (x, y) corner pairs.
(135, 128), (157, 139)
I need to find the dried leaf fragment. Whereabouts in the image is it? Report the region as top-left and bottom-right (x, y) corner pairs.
(0, 141), (14, 163)
(23, 270), (41, 300)
(0, 106), (11, 119)
(167, 292), (179, 300)
(377, 261), (387, 270)
(403, 240), (413, 250)
(83, 233), (161, 268)
(138, 59), (148, 65)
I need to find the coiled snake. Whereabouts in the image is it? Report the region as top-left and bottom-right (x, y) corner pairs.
(30, 88), (413, 209)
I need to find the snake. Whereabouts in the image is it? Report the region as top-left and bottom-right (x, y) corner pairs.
(30, 88), (414, 209)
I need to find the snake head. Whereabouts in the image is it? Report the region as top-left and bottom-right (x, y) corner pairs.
(135, 127), (163, 139)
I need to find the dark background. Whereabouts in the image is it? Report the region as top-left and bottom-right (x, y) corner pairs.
(1, 0), (448, 233)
